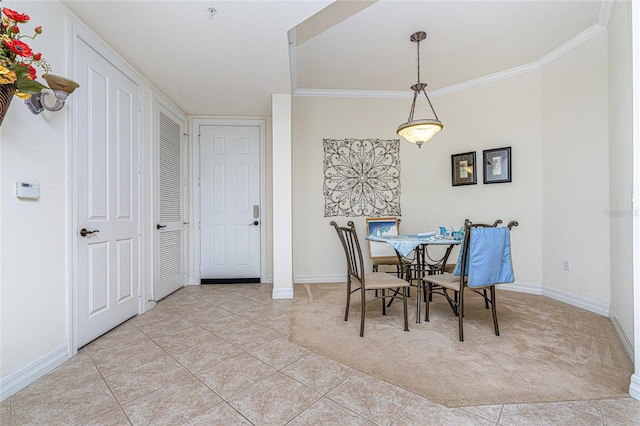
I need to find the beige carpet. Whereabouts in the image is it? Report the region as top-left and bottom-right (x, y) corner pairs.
(289, 283), (633, 407)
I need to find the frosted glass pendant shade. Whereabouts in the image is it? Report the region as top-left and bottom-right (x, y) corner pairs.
(397, 31), (443, 148)
(397, 119), (443, 148)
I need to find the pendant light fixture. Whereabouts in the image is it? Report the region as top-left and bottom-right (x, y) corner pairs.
(397, 31), (443, 148)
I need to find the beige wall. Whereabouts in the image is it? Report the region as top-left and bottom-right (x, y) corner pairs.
(608, 0), (634, 346)
(541, 32), (610, 303)
(290, 13), (635, 342)
(292, 71), (543, 287)
(291, 24), (624, 315)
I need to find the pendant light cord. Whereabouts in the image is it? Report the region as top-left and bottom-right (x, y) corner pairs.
(416, 38), (421, 84)
(409, 37), (440, 122)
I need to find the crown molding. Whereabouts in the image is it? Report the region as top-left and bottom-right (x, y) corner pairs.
(293, 59), (541, 100)
(429, 61), (541, 99)
(293, 88), (411, 99)
(597, 0), (614, 27)
(537, 22), (606, 68)
(293, 59), (539, 100)
(293, 18), (608, 100)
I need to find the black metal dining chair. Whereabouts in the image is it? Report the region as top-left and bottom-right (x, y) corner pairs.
(423, 219), (518, 341)
(330, 221), (410, 337)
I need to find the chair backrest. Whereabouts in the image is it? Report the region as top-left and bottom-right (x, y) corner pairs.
(330, 221), (364, 283)
(454, 220), (518, 287)
(365, 217), (400, 259)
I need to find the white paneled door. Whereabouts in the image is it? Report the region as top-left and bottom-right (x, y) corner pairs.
(75, 37), (140, 348)
(154, 103), (187, 300)
(199, 124), (261, 281)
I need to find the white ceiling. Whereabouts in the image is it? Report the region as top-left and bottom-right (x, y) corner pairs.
(62, 0), (605, 117)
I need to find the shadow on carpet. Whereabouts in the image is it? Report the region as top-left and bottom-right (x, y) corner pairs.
(289, 283), (632, 407)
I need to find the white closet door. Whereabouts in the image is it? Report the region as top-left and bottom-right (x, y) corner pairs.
(154, 103), (187, 300)
(75, 37), (140, 348)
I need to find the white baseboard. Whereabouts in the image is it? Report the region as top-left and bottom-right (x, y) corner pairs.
(499, 282), (542, 294)
(609, 307), (634, 361)
(294, 274), (345, 283)
(0, 343), (68, 402)
(272, 287), (294, 299)
(500, 281), (610, 316)
(630, 374), (640, 402)
(541, 286), (610, 317)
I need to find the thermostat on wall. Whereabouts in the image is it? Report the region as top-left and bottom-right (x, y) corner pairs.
(16, 182), (40, 199)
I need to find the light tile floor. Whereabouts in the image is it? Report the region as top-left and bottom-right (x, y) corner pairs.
(2, 283), (640, 425)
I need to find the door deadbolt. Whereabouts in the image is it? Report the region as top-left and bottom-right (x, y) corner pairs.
(80, 228), (99, 237)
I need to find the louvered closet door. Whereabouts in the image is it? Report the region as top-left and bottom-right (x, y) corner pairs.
(154, 104), (187, 301)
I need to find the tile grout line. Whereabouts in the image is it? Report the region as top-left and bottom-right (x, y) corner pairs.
(185, 287), (369, 425)
(8, 284), (636, 425)
(82, 347), (134, 426)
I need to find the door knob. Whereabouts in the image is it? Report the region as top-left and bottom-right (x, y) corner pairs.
(80, 228), (99, 237)
(250, 221), (259, 226)
(157, 224), (167, 230)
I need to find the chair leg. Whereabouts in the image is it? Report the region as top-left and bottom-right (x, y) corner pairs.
(381, 289), (387, 315)
(458, 288), (465, 342)
(490, 286), (500, 336)
(390, 266), (414, 308)
(403, 287), (409, 331)
(483, 289), (489, 309)
(344, 279), (351, 321)
(399, 266), (409, 292)
(360, 286), (366, 337)
(424, 280), (430, 322)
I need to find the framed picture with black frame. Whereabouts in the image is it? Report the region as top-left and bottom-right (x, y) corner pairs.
(451, 151), (477, 186)
(483, 147), (512, 184)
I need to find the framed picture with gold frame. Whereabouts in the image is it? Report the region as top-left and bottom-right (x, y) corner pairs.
(451, 151), (477, 186)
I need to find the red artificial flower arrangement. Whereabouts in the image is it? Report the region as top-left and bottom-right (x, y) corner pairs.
(1, 6), (50, 99)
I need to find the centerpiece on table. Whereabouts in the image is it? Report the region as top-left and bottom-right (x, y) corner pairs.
(0, 5), (51, 125)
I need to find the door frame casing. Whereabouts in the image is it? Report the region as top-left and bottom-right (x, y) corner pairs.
(67, 16), (145, 355)
(191, 118), (267, 284)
